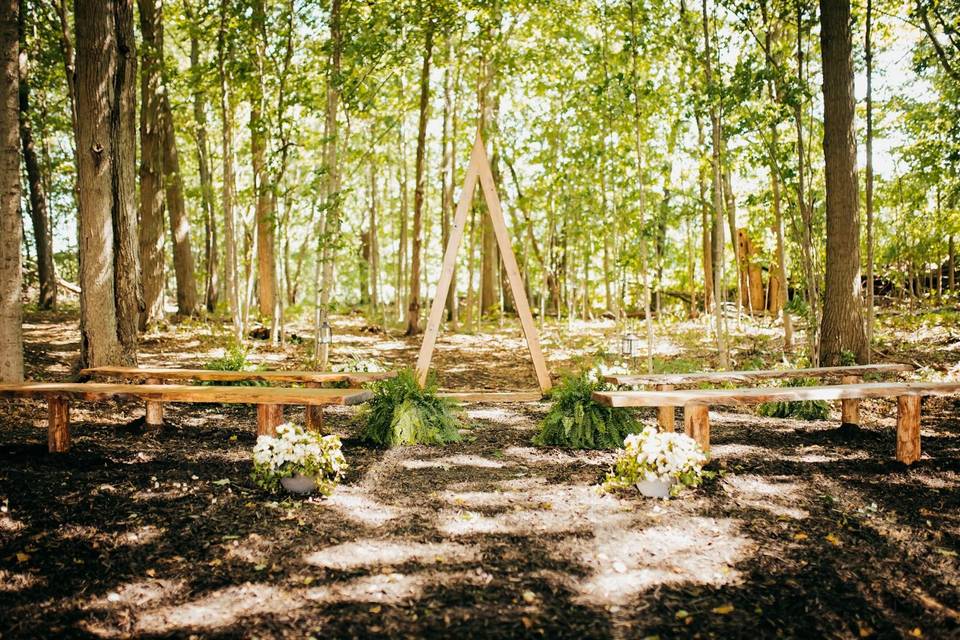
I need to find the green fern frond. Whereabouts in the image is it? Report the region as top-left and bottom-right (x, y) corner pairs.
(534, 372), (642, 450)
(362, 369), (463, 446)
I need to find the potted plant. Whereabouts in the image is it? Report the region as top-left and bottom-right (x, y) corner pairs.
(603, 426), (709, 498)
(252, 422), (348, 495)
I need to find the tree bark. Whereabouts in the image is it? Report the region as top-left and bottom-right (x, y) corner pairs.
(0, 0), (23, 382)
(137, 0), (165, 329)
(217, 0), (240, 339)
(17, 0), (56, 310)
(818, 0), (867, 366)
(250, 0), (275, 320)
(864, 0), (875, 362)
(406, 22), (432, 336)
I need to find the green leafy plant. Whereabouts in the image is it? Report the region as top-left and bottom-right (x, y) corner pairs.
(203, 343), (266, 386)
(758, 377), (830, 421)
(602, 426), (711, 497)
(533, 371), (642, 449)
(252, 423), (347, 495)
(362, 369), (463, 446)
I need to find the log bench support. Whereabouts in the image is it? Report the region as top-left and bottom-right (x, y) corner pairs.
(840, 375), (861, 425)
(683, 403), (710, 454)
(48, 396), (70, 453)
(656, 384), (675, 432)
(144, 377), (164, 428)
(305, 382), (324, 432)
(257, 404), (284, 437)
(896, 395), (921, 465)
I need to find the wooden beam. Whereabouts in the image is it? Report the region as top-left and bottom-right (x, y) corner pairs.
(437, 391), (544, 402)
(592, 380), (960, 408)
(896, 395), (921, 465)
(415, 133), (484, 387)
(144, 377), (164, 428)
(48, 397), (70, 453)
(683, 404), (710, 453)
(655, 384), (675, 431)
(605, 363), (913, 387)
(840, 375), (860, 425)
(257, 404), (284, 437)
(476, 144), (552, 394)
(80, 366), (394, 386)
(305, 382), (324, 432)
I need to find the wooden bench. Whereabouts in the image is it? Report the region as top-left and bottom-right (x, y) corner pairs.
(593, 380), (960, 464)
(0, 383), (372, 453)
(79, 366), (393, 431)
(605, 363), (915, 431)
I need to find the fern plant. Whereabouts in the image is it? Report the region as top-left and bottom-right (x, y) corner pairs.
(362, 369), (463, 446)
(757, 377), (830, 421)
(534, 371), (643, 449)
(203, 344), (266, 386)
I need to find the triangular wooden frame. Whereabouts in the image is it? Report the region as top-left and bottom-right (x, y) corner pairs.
(415, 131), (552, 394)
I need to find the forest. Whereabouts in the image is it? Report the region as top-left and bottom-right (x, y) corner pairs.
(1, 0), (960, 638)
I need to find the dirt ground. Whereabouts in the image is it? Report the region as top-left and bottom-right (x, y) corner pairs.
(1, 307), (959, 639)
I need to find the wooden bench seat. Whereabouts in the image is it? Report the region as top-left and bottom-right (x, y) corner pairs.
(593, 380), (960, 464)
(0, 382), (372, 453)
(604, 363), (914, 431)
(79, 366), (393, 431)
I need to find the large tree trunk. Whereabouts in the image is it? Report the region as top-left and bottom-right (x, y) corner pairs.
(250, 0), (275, 320)
(137, 0), (165, 329)
(75, 0), (137, 367)
(0, 0), (23, 382)
(17, 0), (56, 310)
(818, 0), (867, 366)
(160, 91), (198, 317)
(406, 23), (432, 336)
(217, 0), (240, 339)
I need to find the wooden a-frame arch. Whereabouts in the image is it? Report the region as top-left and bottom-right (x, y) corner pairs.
(415, 131), (552, 394)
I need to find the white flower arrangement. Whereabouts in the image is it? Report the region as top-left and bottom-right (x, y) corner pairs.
(603, 426), (710, 497)
(252, 423), (347, 495)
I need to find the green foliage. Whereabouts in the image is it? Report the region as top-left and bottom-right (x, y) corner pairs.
(534, 372), (643, 450)
(251, 423), (347, 495)
(203, 344), (266, 386)
(757, 377), (830, 421)
(362, 369), (463, 447)
(602, 426), (712, 497)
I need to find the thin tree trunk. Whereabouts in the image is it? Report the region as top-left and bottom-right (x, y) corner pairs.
(795, 3), (818, 359)
(694, 110), (713, 314)
(818, 0), (867, 366)
(217, 0), (240, 340)
(406, 22), (433, 336)
(250, 0), (275, 321)
(0, 0), (23, 382)
(137, 0), (164, 328)
(369, 145), (380, 315)
(864, 0), (875, 362)
(17, 0), (56, 310)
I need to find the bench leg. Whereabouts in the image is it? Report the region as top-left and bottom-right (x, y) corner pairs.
(48, 397), (70, 453)
(305, 382), (324, 433)
(257, 404), (284, 437)
(656, 384), (675, 432)
(896, 395), (921, 465)
(145, 377), (164, 428)
(840, 375), (861, 425)
(683, 404), (710, 454)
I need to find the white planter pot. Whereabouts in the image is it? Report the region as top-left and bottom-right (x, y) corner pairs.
(280, 474), (317, 495)
(635, 478), (674, 498)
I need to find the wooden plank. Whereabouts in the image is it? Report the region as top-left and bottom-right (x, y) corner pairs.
(655, 384), (675, 431)
(415, 132), (485, 387)
(840, 375), (860, 425)
(437, 391), (544, 402)
(48, 397), (70, 453)
(476, 143), (552, 394)
(683, 404), (710, 453)
(592, 380), (960, 408)
(896, 395), (921, 464)
(0, 383), (373, 406)
(605, 363), (914, 387)
(80, 366), (394, 386)
(257, 404), (284, 437)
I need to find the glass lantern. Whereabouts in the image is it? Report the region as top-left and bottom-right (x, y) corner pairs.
(319, 320), (333, 345)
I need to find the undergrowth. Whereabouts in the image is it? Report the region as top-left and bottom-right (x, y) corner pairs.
(534, 371), (642, 449)
(757, 377), (830, 420)
(362, 369), (463, 446)
(203, 344), (266, 386)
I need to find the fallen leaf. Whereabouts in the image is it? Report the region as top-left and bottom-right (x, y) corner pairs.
(825, 533), (842, 546)
(522, 590), (536, 604)
(369, 605), (382, 614)
(675, 610), (689, 620)
(711, 604), (735, 615)
(145, 568), (156, 577)
(15, 552), (29, 563)
(793, 533), (808, 541)
(208, 559), (222, 567)
(910, 628), (923, 638)
(213, 479), (230, 486)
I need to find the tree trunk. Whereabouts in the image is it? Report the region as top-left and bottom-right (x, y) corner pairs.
(217, 0), (240, 339)
(137, 0), (164, 329)
(250, 0), (275, 321)
(864, 0), (875, 362)
(441, 35), (459, 326)
(368, 148), (379, 315)
(160, 90), (198, 317)
(694, 111), (713, 313)
(0, 0), (23, 382)
(406, 23), (432, 336)
(478, 43), (498, 318)
(188, 3), (218, 313)
(818, 0), (867, 366)
(18, 0), (56, 310)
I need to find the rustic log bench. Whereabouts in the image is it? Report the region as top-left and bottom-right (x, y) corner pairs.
(593, 380), (960, 464)
(604, 363), (915, 431)
(0, 382), (373, 453)
(79, 367), (393, 431)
